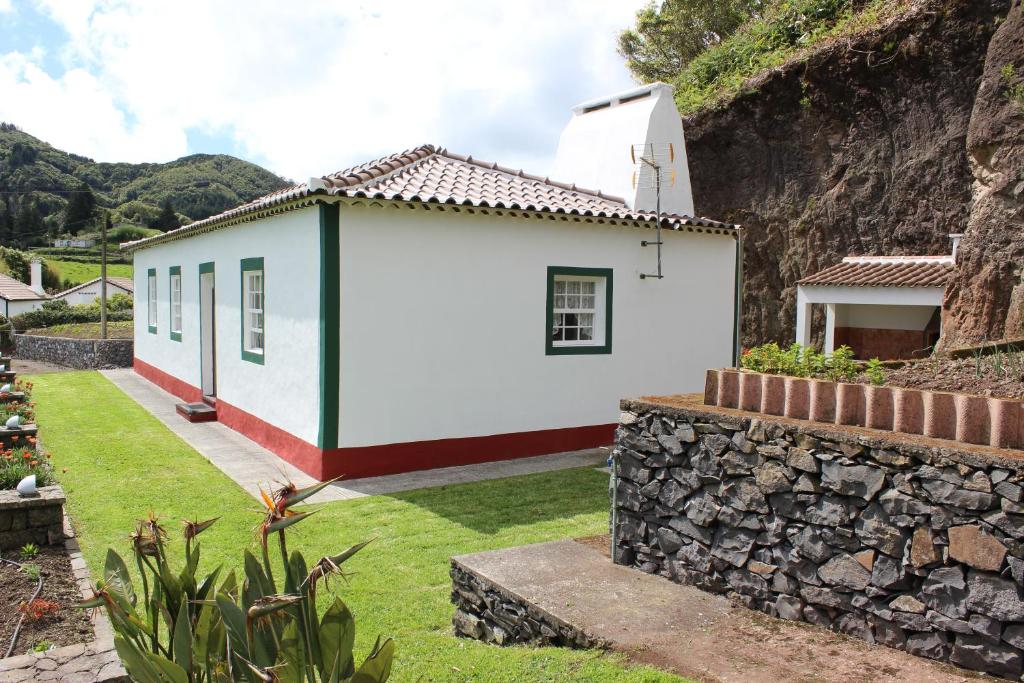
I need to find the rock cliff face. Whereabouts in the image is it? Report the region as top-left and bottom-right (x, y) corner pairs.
(683, 0), (1017, 349)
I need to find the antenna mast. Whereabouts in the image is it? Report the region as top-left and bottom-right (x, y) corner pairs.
(631, 143), (675, 280)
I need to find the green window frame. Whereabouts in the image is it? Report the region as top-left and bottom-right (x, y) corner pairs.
(240, 257), (265, 365)
(169, 265), (182, 342)
(147, 268), (157, 334)
(545, 266), (613, 355)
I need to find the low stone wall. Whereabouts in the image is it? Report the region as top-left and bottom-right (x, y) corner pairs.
(450, 559), (602, 649)
(613, 397), (1024, 680)
(0, 485), (65, 551)
(14, 333), (132, 369)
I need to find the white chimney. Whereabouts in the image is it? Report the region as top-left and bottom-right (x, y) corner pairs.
(551, 82), (694, 216)
(949, 233), (963, 260)
(29, 258), (43, 295)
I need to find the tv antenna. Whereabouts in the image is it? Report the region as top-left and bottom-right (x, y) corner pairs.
(631, 143), (676, 280)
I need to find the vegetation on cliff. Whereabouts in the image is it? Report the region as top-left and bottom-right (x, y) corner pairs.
(620, 0), (916, 114)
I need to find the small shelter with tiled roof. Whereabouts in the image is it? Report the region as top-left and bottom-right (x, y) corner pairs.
(121, 82), (741, 481)
(53, 276), (134, 306)
(795, 237), (959, 360)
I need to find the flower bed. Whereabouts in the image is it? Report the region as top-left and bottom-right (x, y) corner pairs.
(705, 369), (1024, 451)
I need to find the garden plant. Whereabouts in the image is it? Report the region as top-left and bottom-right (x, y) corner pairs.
(80, 477), (394, 682)
(740, 342), (883, 384)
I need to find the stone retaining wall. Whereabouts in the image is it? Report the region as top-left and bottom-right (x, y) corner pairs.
(450, 560), (602, 649)
(14, 334), (132, 369)
(0, 485), (64, 551)
(613, 397), (1024, 680)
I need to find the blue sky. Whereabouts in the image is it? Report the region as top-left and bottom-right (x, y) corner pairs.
(0, 0), (646, 181)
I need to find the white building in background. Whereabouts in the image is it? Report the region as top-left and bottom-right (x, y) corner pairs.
(123, 83), (740, 481)
(53, 276), (134, 306)
(0, 258), (49, 318)
(795, 236), (959, 360)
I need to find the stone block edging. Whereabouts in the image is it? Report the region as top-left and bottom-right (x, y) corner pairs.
(0, 484), (64, 552)
(705, 369), (1024, 451)
(14, 334), (132, 370)
(0, 510), (127, 682)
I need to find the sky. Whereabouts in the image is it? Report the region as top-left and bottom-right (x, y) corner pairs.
(0, 0), (647, 182)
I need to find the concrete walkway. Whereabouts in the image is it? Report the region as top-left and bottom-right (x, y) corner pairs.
(453, 540), (983, 683)
(100, 369), (606, 504)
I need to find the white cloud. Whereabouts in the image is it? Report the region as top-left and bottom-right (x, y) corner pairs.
(2, 0), (646, 180)
(0, 0), (13, 14)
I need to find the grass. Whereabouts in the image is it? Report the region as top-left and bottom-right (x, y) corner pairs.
(25, 321), (133, 339)
(43, 259), (133, 286)
(29, 371), (680, 682)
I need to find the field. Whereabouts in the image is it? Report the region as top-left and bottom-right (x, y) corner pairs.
(43, 259), (133, 286)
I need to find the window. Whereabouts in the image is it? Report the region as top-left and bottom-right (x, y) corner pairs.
(240, 257), (264, 364)
(545, 266), (612, 355)
(147, 268), (157, 334)
(169, 266), (182, 341)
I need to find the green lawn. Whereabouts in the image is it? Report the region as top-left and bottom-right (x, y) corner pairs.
(44, 259), (133, 286)
(30, 371), (679, 682)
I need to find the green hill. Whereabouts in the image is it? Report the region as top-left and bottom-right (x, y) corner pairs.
(0, 123), (291, 234)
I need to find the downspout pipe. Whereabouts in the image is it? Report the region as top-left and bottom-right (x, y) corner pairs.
(732, 226), (744, 367)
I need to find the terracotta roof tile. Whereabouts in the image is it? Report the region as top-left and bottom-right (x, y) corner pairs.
(0, 274), (47, 301)
(799, 256), (954, 288)
(123, 144), (736, 251)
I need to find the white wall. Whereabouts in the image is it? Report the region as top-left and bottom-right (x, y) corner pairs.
(835, 304), (937, 330)
(5, 299), (46, 318)
(337, 205), (735, 447)
(132, 208), (322, 445)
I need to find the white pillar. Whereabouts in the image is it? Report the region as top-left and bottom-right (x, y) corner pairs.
(795, 287), (813, 348)
(29, 258), (43, 295)
(824, 303), (837, 354)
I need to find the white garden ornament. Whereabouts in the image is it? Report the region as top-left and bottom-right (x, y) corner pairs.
(16, 474), (36, 497)
(5, 414), (21, 429)
(0, 384), (10, 393)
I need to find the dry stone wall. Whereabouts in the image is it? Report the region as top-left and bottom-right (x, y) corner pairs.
(614, 398), (1024, 680)
(14, 334), (132, 369)
(0, 484), (64, 551)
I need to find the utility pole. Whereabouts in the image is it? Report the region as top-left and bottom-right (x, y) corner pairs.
(100, 212), (109, 340)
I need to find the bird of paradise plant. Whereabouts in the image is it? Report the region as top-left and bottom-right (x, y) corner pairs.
(80, 477), (394, 682)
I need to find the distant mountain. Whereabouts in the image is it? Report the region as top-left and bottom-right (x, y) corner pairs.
(0, 123), (291, 232)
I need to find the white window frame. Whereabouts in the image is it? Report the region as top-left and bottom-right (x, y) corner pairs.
(169, 268), (182, 339)
(546, 267), (613, 355)
(241, 257), (265, 364)
(147, 269), (157, 333)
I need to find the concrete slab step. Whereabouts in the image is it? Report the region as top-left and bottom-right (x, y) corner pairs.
(451, 540), (983, 683)
(175, 402), (217, 423)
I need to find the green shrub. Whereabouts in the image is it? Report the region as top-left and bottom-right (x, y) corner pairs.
(741, 342), (862, 383)
(865, 357), (886, 385)
(81, 478), (394, 682)
(11, 297), (133, 331)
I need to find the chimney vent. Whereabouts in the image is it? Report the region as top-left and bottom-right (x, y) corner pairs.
(551, 82), (694, 216)
(29, 258), (43, 295)
(949, 233), (963, 260)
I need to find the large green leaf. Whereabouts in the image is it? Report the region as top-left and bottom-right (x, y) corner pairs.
(171, 599), (192, 670)
(145, 651), (190, 683)
(104, 548), (137, 608)
(215, 592), (250, 662)
(349, 637), (395, 683)
(275, 619), (306, 683)
(317, 598), (355, 681)
(113, 634), (163, 683)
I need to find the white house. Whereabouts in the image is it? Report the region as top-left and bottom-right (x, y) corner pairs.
(123, 83), (740, 481)
(53, 276), (134, 306)
(795, 237), (958, 360)
(0, 259), (49, 318)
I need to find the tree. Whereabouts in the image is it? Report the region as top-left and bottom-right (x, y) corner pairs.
(618, 0), (763, 83)
(63, 181), (96, 235)
(13, 199), (45, 248)
(152, 198), (181, 232)
(0, 198), (12, 246)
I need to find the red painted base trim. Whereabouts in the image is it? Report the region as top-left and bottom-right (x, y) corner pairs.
(132, 358), (615, 481)
(133, 358), (203, 403)
(320, 423), (616, 480)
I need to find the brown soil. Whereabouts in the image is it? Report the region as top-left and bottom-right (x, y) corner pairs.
(0, 544), (93, 658)
(861, 356), (1024, 401)
(574, 534), (611, 559)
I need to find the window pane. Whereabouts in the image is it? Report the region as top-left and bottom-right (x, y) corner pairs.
(567, 295), (578, 309)
(567, 281), (580, 294)
(564, 313), (578, 327)
(579, 313), (593, 327)
(554, 294), (565, 308)
(580, 327), (593, 341)
(582, 295), (595, 309)
(582, 281), (595, 294)
(555, 280), (565, 294)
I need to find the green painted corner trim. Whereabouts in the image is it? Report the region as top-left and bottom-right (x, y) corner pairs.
(169, 265), (182, 342)
(240, 256), (265, 365)
(147, 267), (157, 334)
(317, 202), (341, 449)
(545, 266), (613, 356)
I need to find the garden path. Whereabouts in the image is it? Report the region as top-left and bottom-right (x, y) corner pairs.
(100, 368), (606, 503)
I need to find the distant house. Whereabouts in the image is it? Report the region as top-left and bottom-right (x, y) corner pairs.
(0, 259), (49, 317)
(795, 236), (959, 360)
(53, 238), (96, 248)
(54, 276), (134, 306)
(123, 82), (741, 481)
